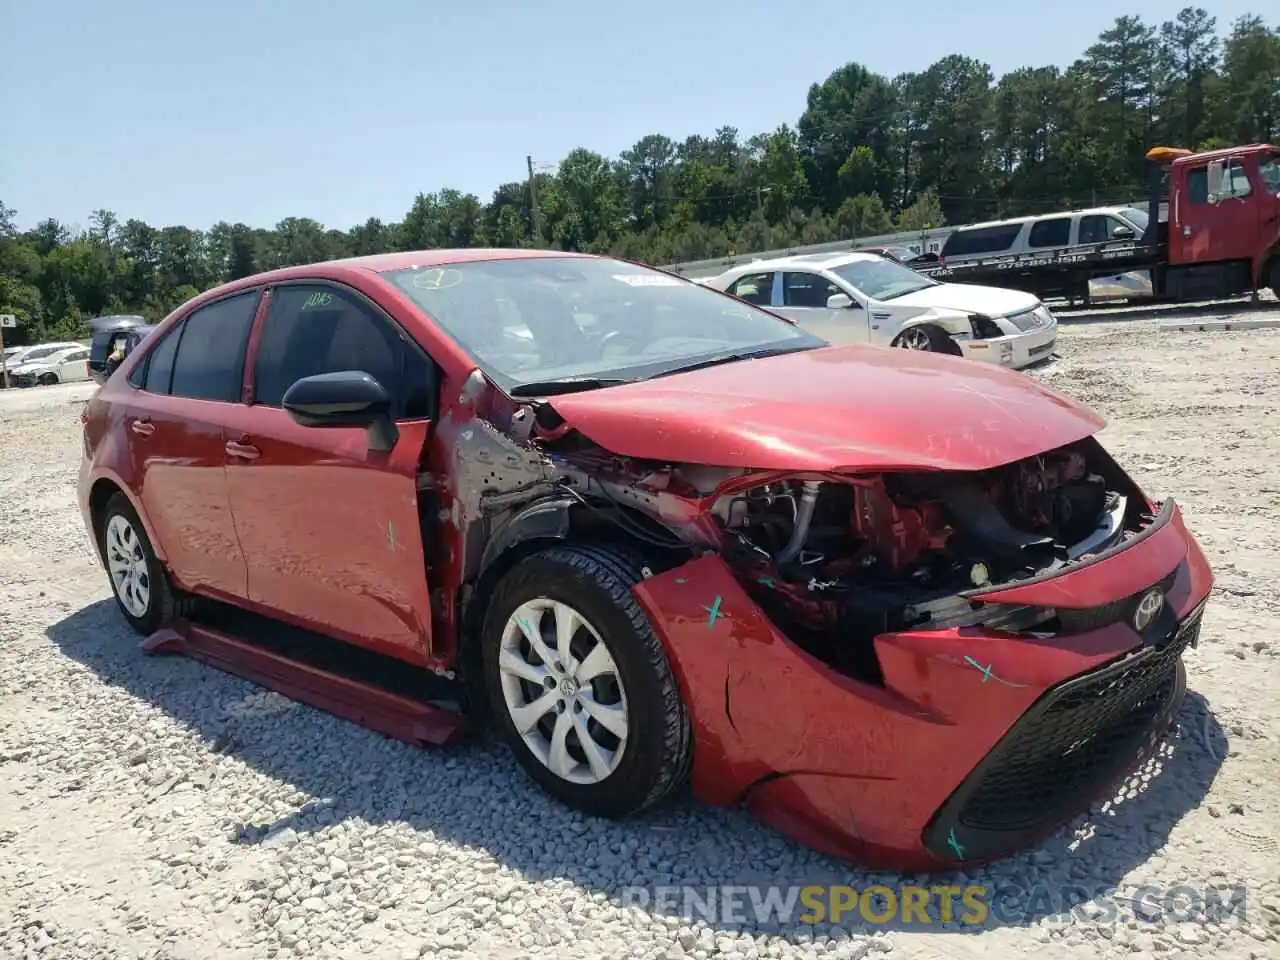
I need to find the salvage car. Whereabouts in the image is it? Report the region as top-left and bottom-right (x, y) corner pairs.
(78, 249), (1212, 870)
(2, 340), (83, 387)
(9, 343), (92, 387)
(706, 252), (1057, 369)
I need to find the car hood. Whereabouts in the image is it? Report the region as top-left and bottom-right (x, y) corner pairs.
(546, 345), (1103, 472)
(9, 361), (52, 373)
(887, 282), (1040, 317)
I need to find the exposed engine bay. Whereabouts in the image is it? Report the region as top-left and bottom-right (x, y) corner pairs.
(644, 441), (1153, 681)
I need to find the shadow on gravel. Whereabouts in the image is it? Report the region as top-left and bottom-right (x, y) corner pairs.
(48, 600), (1228, 938)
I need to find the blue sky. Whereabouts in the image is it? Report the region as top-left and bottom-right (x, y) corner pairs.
(1, 0), (1263, 233)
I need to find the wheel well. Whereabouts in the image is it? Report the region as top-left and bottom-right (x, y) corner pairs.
(454, 500), (689, 719)
(894, 322), (962, 356)
(87, 478), (124, 556)
(1263, 248), (1280, 292)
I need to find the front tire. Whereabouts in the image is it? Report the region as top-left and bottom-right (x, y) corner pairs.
(893, 323), (959, 354)
(480, 544), (692, 818)
(37, 373), (59, 386)
(96, 492), (183, 635)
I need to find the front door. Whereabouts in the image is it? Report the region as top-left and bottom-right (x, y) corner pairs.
(774, 271), (872, 345)
(124, 292), (259, 601)
(221, 282), (438, 666)
(1174, 157), (1262, 266)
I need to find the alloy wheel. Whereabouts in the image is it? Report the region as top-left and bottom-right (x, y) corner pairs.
(497, 597), (629, 784)
(105, 514), (151, 618)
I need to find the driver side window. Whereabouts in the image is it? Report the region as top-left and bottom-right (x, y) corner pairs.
(783, 272), (843, 308)
(253, 284), (436, 420)
(1078, 215), (1131, 245)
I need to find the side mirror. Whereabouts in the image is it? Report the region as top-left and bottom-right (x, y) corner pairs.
(282, 370), (399, 451)
(827, 293), (857, 310)
(1111, 225), (1135, 240)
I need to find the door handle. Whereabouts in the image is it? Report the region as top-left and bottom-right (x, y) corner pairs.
(225, 441), (261, 461)
(130, 419), (155, 437)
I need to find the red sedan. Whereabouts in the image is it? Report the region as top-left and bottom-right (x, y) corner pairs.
(77, 249), (1213, 870)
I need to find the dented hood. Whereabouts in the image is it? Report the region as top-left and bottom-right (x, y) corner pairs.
(547, 345), (1104, 472)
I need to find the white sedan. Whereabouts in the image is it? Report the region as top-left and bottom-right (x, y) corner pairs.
(7, 344), (92, 387)
(704, 252), (1057, 370)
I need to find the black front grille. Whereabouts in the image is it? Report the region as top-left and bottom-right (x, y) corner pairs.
(923, 609), (1200, 862)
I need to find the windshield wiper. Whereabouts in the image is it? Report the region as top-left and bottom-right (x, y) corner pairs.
(509, 376), (632, 397)
(652, 344), (815, 378)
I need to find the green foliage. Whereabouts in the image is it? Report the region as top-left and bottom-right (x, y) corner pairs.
(2, 9), (1277, 345)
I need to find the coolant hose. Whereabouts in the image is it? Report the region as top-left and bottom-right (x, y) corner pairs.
(774, 481), (822, 565)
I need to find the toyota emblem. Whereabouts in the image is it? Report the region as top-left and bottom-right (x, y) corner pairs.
(1132, 589), (1165, 632)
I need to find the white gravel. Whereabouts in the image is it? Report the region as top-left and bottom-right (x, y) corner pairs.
(2, 318), (1279, 960)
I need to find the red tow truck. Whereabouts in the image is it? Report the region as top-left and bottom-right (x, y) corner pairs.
(919, 143), (1280, 305)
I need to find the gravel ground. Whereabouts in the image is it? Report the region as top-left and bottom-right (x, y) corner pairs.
(2, 318), (1279, 960)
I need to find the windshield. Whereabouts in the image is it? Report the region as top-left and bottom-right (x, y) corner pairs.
(1123, 208), (1150, 232)
(1260, 153), (1280, 193)
(383, 256), (824, 393)
(828, 258), (938, 302)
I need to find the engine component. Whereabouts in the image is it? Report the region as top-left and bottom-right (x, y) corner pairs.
(775, 481), (822, 564)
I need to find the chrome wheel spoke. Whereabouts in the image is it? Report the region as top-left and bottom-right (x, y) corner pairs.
(574, 643), (613, 685)
(552, 601), (581, 673)
(509, 689), (558, 734)
(581, 693), (628, 740)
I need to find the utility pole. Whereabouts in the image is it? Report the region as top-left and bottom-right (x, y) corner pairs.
(526, 155), (544, 247)
(0, 314), (15, 389)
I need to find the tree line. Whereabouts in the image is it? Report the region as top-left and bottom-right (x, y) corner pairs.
(1, 8), (1277, 344)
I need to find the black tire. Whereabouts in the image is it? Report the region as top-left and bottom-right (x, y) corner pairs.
(892, 323), (960, 355)
(1265, 256), (1280, 300)
(480, 543), (692, 819)
(96, 492), (186, 635)
(37, 373), (58, 386)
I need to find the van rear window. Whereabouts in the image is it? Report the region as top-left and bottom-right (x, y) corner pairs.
(941, 224), (1022, 257)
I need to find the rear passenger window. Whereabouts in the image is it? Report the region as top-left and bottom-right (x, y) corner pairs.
(941, 224), (1022, 258)
(1028, 218), (1070, 248)
(727, 272), (774, 306)
(254, 284), (433, 418)
(143, 323), (183, 394)
(169, 292), (259, 402)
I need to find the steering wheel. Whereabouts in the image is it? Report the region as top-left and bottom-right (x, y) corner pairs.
(596, 328), (642, 357)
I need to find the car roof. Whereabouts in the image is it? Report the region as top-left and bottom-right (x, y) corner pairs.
(950, 206), (1144, 233)
(181, 248), (604, 314)
(724, 251), (883, 275)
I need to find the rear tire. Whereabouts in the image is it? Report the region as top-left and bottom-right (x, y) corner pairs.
(96, 492), (186, 635)
(480, 543), (692, 819)
(893, 323), (960, 355)
(1265, 256), (1280, 300)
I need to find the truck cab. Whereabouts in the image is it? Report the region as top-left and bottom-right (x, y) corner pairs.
(1154, 144), (1280, 298)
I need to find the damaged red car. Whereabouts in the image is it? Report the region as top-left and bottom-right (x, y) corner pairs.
(78, 249), (1213, 870)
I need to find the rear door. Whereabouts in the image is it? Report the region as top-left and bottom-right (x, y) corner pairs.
(220, 281), (438, 665)
(57, 348), (91, 382)
(775, 270), (873, 344)
(122, 292), (259, 601)
(723, 270), (778, 307)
